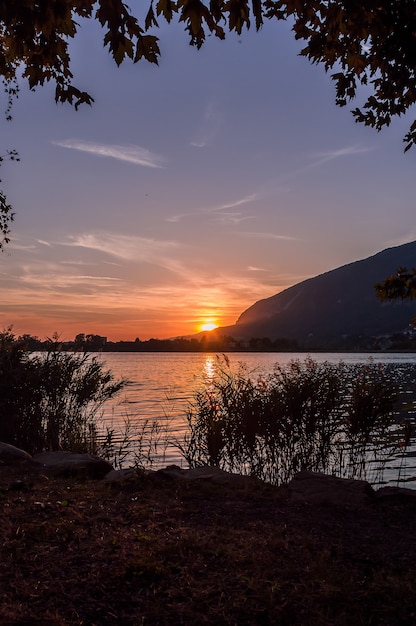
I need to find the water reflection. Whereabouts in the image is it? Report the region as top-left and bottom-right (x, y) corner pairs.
(202, 355), (216, 386)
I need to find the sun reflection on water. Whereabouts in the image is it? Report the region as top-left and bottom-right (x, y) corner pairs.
(203, 355), (217, 385)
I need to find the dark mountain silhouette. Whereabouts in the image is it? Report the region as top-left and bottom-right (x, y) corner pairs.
(218, 241), (416, 348)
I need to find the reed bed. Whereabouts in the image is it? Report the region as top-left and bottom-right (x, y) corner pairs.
(179, 356), (415, 485)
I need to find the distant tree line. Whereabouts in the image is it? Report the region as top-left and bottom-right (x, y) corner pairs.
(15, 332), (298, 353)
(8, 329), (416, 353)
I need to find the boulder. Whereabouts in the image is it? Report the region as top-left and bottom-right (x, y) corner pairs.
(375, 485), (416, 502)
(32, 451), (113, 479)
(104, 467), (137, 483)
(154, 464), (263, 486)
(0, 441), (32, 465)
(287, 470), (375, 507)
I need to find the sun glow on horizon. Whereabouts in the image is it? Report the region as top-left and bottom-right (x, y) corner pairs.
(200, 322), (219, 332)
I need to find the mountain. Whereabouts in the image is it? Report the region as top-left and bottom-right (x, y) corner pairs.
(218, 241), (416, 349)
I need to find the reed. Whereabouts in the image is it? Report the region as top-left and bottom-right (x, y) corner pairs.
(181, 356), (407, 485)
(99, 415), (169, 470)
(0, 329), (124, 455)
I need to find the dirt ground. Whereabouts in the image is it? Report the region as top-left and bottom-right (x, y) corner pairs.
(1, 461), (416, 626)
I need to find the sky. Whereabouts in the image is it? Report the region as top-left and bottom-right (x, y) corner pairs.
(1, 15), (416, 341)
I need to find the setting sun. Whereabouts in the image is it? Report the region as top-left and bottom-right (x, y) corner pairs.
(200, 322), (218, 332)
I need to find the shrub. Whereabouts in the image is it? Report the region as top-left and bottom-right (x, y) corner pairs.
(0, 329), (124, 454)
(181, 356), (404, 485)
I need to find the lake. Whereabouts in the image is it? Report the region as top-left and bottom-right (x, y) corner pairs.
(97, 352), (416, 486)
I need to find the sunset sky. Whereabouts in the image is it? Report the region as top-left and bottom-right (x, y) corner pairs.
(1, 16), (416, 341)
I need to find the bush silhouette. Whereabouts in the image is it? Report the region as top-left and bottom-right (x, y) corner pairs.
(181, 356), (404, 485)
(0, 329), (124, 454)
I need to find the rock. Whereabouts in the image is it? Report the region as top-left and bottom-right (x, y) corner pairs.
(32, 451), (113, 479)
(104, 467), (137, 483)
(154, 464), (262, 486)
(0, 441), (32, 465)
(375, 486), (416, 502)
(287, 470), (375, 507)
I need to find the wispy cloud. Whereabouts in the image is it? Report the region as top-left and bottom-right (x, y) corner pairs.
(190, 100), (221, 148)
(312, 145), (373, 161)
(240, 144), (375, 199)
(8, 239), (38, 252)
(278, 146), (374, 184)
(215, 194), (258, 211)
(19, 271), (122, 290)
(292, 144), (374, 180)
(65, 233), (177, 262)
(212, 213), (254, 225)
(65, 232), (209, 284)
(238, 232), (299, 241)
(52, 139), (165, 168)
(166, 193), (258, 223)
(167, 143), (363, 225)
(3, 232), (302, 339)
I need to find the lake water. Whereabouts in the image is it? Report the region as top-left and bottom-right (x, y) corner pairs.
(97, 352), (416, 486)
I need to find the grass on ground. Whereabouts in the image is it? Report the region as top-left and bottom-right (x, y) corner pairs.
(1, 462), (416, 626)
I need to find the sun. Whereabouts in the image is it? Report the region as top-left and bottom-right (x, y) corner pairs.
(200, 322), (218, 332)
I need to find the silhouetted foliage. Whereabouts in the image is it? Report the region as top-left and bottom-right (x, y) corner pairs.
(0, 189), (13, 250)
(376, 267), (416, 301)
(0, 149), (19, 250)
(0, 329), (124, 454)
(375, 266), (416, 326)
(180, 356), (404, 485)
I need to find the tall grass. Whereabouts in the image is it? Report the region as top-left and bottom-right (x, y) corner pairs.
(180, 356), (408, 485)
(0, 329), (124, 455)
(99, 415), (170, 470)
